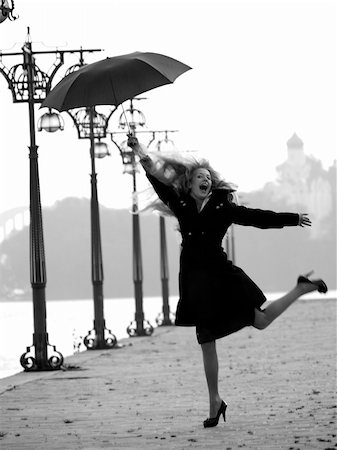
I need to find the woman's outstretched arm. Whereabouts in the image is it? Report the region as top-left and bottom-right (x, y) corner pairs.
(227, 201), (311, 229)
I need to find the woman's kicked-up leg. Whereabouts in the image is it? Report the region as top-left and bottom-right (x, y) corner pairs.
(253, 278), (325, 330)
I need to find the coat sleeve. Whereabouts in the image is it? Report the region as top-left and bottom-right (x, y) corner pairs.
(227, 202), (299, 229)
(140, 156), (180, 212)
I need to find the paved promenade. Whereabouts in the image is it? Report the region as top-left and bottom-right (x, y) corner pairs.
(0, 298), (336, 450)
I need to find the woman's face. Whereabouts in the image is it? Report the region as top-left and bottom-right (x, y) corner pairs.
(190, 168), (212, 200)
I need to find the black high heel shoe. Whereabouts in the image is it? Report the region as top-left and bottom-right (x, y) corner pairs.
(297, 271), (328, 294)
(203, 401), (227, 428)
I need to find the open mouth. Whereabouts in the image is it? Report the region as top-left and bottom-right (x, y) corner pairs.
(199, 183), (209, 193)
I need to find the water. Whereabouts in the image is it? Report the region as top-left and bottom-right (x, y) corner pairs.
(0, 296), (179, 380)
(1, 291), (336, 380)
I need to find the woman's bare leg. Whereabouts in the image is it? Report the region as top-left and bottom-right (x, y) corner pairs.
(253, 281), (320, 329)
(201, 341), (222, 417)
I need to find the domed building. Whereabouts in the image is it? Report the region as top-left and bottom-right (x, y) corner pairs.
(272, 133), (333, 239)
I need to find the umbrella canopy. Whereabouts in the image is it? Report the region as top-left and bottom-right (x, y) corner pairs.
(41, 51), (192, 112)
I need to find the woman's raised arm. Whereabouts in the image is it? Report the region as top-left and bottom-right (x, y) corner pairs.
(127, 135), (180, 210)
(127, 135), (154, 172)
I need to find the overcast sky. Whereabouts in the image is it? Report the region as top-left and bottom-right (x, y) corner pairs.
(0, 0), (336, 214)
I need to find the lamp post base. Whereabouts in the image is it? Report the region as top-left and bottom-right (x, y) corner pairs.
(155, 279), (175, 326)
(20, 334), (64, 372)
(155, 311), (175, 327)
(84, 324), (117, 350)
(126, 319), (154, 337)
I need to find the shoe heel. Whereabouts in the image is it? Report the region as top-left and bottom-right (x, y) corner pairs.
(203, 401), (227, 428)
(222, 402), (227, 422)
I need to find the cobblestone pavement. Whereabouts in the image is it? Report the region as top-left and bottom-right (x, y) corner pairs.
(0, 299), (336, 450)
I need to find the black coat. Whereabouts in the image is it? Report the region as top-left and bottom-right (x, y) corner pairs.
(146, 172), (299, 339)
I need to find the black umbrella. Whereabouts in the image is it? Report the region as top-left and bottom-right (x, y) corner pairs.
(41, 51), (192, 112)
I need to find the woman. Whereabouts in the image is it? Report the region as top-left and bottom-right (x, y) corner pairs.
(127, 135), (328, 428)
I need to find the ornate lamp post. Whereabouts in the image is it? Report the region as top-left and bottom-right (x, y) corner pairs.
(225, 197), (240, 264)
(227, 225), (235, 264)
(39, 105), (118, 350)
(69, 106), (118, 349)
(0, 28), (101, 370)
(111, 99), (154, 337)
(111, 100), (178, 332)
(0, 0), (17, 23)
(149, 132), (176, 327)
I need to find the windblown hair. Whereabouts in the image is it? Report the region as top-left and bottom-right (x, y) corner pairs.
(139, 152), (238, 217)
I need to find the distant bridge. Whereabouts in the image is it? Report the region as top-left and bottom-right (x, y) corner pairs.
(0, 206), (29, 243)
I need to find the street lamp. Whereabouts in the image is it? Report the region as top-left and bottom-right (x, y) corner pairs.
(38, 108), (64, 132)
(111, 99), (154, 337)
(0, 28), (102, 370)
(148, 131), (177, 327)
(94, 139), (110, 159)
(230, 225), (235, 264)
(39, 105), (117, 350)
(68, 106), (118, 349)
(224, 196), (242, 265)
(110, 100), (178, 332)
(0, 0), (17, 23)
